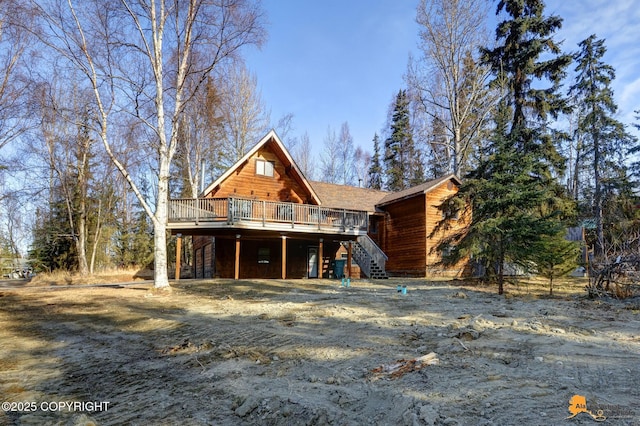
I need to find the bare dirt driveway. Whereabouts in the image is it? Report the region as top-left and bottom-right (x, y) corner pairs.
(1, 278), (639, 425)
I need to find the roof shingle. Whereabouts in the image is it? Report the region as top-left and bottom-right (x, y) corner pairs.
(376, 174), (460, 207)
(309, 181), (389, 212)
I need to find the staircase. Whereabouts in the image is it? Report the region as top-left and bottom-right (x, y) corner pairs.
(341, 235), (388, 279)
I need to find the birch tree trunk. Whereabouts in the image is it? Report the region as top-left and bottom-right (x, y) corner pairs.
(30, 0), (265, 288)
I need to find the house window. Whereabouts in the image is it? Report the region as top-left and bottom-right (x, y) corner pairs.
(256, 159), (275, 177)
(258, 247), (270, 264)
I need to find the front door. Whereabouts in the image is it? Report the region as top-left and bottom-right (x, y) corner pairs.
(307, 247), (318, 278)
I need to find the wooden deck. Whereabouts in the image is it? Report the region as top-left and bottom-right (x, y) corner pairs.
(168, 197), (369, 235)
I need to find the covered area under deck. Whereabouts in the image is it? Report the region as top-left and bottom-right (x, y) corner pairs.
(172, 228), (358, 280)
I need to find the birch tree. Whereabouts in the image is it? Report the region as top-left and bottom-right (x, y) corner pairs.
(0, 0), (30, 154)
(337, 122), (355, 186)
(292, 132), (315, 180)
(219, 62), (270, 166)
(31, 81), (94, 275)
(173, 77), (225, 198)
(353, 146), (371, 188)
(31, 0), (265, 288)
(320, 126), (340, 184)
(408, 0), (494, 176)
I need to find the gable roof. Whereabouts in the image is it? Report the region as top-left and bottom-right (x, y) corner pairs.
(309, 181), (389, 213)
(200, 130), (321, 204)
(376, 174), (461, 207)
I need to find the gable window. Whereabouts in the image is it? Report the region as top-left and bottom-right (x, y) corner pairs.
(256, 159), (275, 177)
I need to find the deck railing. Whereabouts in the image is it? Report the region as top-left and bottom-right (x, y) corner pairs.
(168, 197), (368, 232)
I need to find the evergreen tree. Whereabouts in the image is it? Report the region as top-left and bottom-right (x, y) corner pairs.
(30, 201), (77, 272)
(409, 144), (425, 187)
(384, 90), (422, 191)
(426, 115), (450, 178)
(113, 178), (155, 269)
(569, 34), (638, 258)
(368, 133), (383, 190)
(114, 208), (154, 269)
(530, 232), (580, 296)
(437, 0), (574, 294)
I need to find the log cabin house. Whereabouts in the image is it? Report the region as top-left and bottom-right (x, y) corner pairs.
(168, 130), (468, 279)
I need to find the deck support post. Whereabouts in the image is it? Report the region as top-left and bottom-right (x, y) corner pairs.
(175, 233), (182, 281)
(318, 238), (324, 279)
(281, 236), (287, 279)
(347, 240), (352, 279)
(235, 234), (241, 280)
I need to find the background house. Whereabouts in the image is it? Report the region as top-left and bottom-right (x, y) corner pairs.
(168, 131), (468, 279)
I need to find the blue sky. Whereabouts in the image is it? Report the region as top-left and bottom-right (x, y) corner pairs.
(244, 0), (640, 162)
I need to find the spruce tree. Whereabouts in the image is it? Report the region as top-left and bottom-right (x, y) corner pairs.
(384, 90), (422, 191)
(437, 0), (574, 294)
(368, 133), (383, 190)
(530, 232), (580, 296)
(569, 34), (638, 258)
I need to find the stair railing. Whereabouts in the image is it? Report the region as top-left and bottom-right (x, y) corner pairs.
(357, 235), (387, 275)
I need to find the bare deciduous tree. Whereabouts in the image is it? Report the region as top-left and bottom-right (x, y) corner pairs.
(407, 0), (494, 176)
(219, 63), (270, 166)
(174, 77), (225, 198)
(274, 113), (296, 150)
(292, 132), (314, 181)
(30, 0), (265, 288)
(353, 146), (371, 188)
(34, 81), (94, 276)
(0, 0), (30, 153)
(338, 122), (355, 186)
(320, 126), (340, 184)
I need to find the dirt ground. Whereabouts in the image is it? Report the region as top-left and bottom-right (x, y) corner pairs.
(1, 277), (640, 426)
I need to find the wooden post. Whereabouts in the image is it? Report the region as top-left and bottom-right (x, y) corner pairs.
(347, 240), (352, 278)
(281, 236), (287, 279)
(318, 238), (324, 279)
(175, 233), (182, 281)
(235, 234), (241, 280)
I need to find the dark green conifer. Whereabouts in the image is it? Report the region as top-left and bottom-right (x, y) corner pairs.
(436, 0), (575, 294)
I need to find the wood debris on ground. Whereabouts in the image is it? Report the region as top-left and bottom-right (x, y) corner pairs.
(369, 352), (439, 380)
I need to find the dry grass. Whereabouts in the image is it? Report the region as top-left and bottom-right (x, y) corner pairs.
(27, 267), (153, 286)
(433, 275), (589, 299)
(483, 276), (589, 298)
